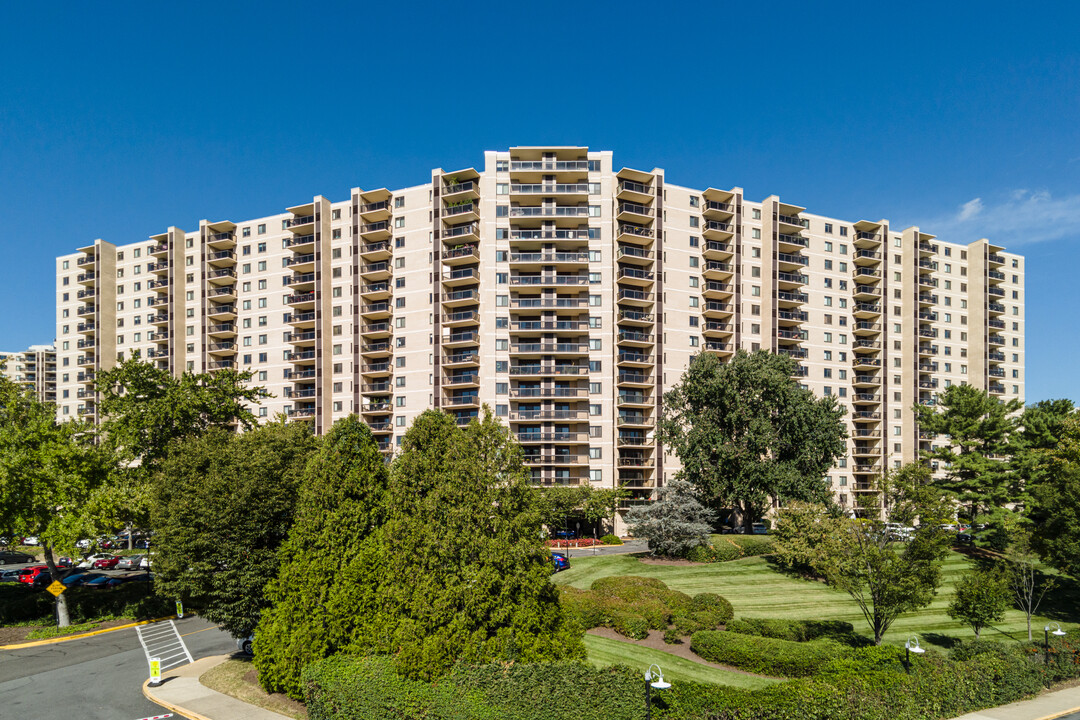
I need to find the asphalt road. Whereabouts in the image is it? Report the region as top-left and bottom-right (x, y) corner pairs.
(556, 539), (648, 558)
(0, 615), (236, 720)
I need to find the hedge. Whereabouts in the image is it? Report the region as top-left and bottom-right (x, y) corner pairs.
(302, 639), (1080, 720)
(303, 655), (647, 720)
(725, 618), (856, 644)
(0, 582), (171, 625)
(691, 630), (849, 677)
(685, 537), (774, 564)
(600, 534), (623, 545)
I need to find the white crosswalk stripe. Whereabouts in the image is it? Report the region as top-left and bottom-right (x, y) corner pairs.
(135, 619), (193, 676)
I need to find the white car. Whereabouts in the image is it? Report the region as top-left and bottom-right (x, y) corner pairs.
(139, 556), (152, 569)
(75, 539), (92, 549)
(77, 553), (115, 568)
(22, 536), (40, 546)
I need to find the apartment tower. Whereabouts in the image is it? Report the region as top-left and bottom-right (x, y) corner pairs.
(55, 147), (1025, 521)
(0, 344), (57, 403)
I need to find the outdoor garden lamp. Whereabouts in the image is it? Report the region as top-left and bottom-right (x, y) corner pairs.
(644, 664), (670, 720)
(904, 635), (924, 673)
(1044, 622), (1066, 664)
(645, 664), (671, 689)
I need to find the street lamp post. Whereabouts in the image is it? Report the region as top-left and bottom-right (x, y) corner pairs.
(904, 635), (925, 674)
(1045, 622), (1066, 665)
(644, 664), (671, 720)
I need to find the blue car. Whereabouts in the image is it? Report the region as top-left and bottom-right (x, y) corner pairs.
(82, 573), (123, 588)
(550, 552), (570, 572)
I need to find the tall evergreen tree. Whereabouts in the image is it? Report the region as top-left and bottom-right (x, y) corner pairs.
(658, 350), (847, 530)
(1028, 413), (1080, 580)
(254, 415), (389, 699)
(914, 383), (1023, 520)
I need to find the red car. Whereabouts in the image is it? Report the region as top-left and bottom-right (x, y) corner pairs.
(17, 565), (49, 584)
(91, 555), (121, 569)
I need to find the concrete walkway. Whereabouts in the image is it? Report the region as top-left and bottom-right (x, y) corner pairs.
(143, 654), (291, 720)
(949, 684), (1080, 720)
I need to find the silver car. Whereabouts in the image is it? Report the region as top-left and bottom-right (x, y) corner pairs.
(117, 555), (145, 570)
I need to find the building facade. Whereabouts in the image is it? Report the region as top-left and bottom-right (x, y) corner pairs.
(0, 344), (57, 403)
(54, 146), (1025, 517)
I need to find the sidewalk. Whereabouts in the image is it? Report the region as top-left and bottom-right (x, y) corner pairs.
(950, 684), (1080, 720)
(143, 654), (291, 720)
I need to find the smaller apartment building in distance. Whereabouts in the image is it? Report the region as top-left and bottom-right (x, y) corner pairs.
(0, 344), (57, 404)
(54, 147), (1025, 522)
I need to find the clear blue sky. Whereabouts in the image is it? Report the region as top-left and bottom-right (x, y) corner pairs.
(1, 1), (1077, 403)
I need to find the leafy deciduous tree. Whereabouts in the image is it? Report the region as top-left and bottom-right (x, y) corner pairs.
(1029, 413), (1080, 580)
(773, 502), (951, 644)
(948, 566), (1010, 639)
(1007, 527), (1056, 641)
(0, 373), (112, 625)
(151, 420), (317, 638)
(658, 350), (847, 531)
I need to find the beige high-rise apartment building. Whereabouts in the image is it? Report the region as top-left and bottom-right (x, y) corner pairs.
(54, 146), (1025, 522)
(0, 344), (57, 404)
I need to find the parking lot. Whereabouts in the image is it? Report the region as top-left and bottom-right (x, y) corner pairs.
(0, 556), (152, 589)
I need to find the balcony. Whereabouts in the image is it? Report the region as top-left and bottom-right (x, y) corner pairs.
(777, 309), (809, 323)
(853, 374), (881, 387)
(288, 349), (317, 363)
(703, 261), (733, 279)
(510, 342), (587, 355)
(510, 386), (586, 398)
(443, 351), (479, 367)
(511, 182), (588, 196)
(918, 344), (939, 356)
(517, 431), (590, 444)
(284, 234), (315, 250)
(289, 272), (316, 291)
(777, 214), (805, 229)
(509, 206), (589, 219)
(510, 251), (590, 264)
(286, 292), (316, 309)
(207, 268), (237, 285)
(444, 331), (479, 348)
(510, 274), (588, 287)
(988, 351), (1006, 362)
(617, 202), (653, 222)
(988, 334), (1005, 345)
(510, 409), (587, 421)
(77, 304), (97, 317)
(777, 347), (808, 359)
(702, 241), (733, 259)
(617, 267), (655, 285)
(442, 245), (479, 265)
(988, 302), (1005, 314)
(361, 262), (392, 281)
(777, 291), (809, 305)
(703, 200), (734, 216)
(288, 330), (318, 346)
(76, 272), (96, 285)
(854, 249), (882, 265)
(361, 302), (392, 319)
(361, 282), (391, 300)
(702, 220), (734, 237)
(919, 242), (938, 254)
(616, 180), (653, 202)
(618, 309), (654, 325)
(618, 331), (654, 346)
(617, 288), (655, 306)
(443, 267), (479, 287)
(616, 224), (655, 244)
(918, 293), (938, 305)
(988, 254), (1005, 265)
(441, 288), (478, 307)
(511, 319), (587, 332)
(508, 364), (588, 377)
(444, 310), (479, 328)
(361, 362), (391, 376)
(617, 372), (653, 387)
(287, 310), (316, 328)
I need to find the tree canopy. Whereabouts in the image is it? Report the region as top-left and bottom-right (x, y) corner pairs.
(914, 383), (1023, 519)
(658, 350), (847, 529)
(1028, 413), (1080, 580)
(256, 409), (583, 699)
(625, 478), (714, 557)
(151, 420), (317, 638)
(0, 373), (113, 625)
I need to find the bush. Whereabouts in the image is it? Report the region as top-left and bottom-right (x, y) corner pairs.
(558, 586), (601, 630)
(726, 618), (856, 643)
(599, 534), (623, 545)
(612, 611), (649, 639)
(304, 655), (645, 720)
(663, 628), (683, 644)
(709, 538), (745, 562)
(691, 630), (846, 677)
(685, 544), (718, 563)
(728, 535), (774, 557)
(690, 593), (734, 623)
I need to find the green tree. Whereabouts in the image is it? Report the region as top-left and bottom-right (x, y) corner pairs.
(254, 415), (390, 699)
(625, 478), (715, 557)
(948, 566), (1010, 639)
(1029, 414), (1080, 580)
(658, 350), (847, 531)
(858, 462), (938, 525)
(373, 409), (583, 681)
(0, 373), (113, 626)
(1007, 527), (1056, 641)
(94, 356), (270, 547)
(537, 486), (628, 536)
(915, 383), (1023, 522)
(151, 420), (317, 638)
(773, 502), (951, 644)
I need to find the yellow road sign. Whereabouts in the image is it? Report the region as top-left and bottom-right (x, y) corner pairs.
(46, 580), (65, 597)
(149, 658), (161, 684)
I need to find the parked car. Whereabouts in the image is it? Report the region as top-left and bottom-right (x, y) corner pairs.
(31, 571), (54, 589)
(0, 550), (34, 565)
(17, 565), (49, 584)
(751, 522), (769, 535)
(55, 557), (74, 568)
(59, 568), (94, 586)
(83, 573), (123, 589)
(92, 555), (121, 570)
(139, 556), (152, 569)
(21, 536), (40, 546)
(550, 551), (570, 572)
(236, 635), (254, 655)
(552, 529), (577, 540)
(78, 553), (116, 569)
(116, 555), (145, 571)
(0, 569), (22, 582)
(75, 539), (92, 549)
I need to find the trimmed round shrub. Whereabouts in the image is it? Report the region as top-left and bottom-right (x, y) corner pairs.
(690, 592), (734, 623)
(599, 534), (622, 545)
(710, 538), (745, 561)
(612, 611), (649, 639)
(685, 544), (718, 563)
(591, 576), (693, 616)
(691, 610), (725, 630)
(727, 617), (857, 643)
(673, 613), (705, 635)
(558, 586), (602, 630)
(663, 628), (682, 644)
(692, 630), (846, 677)
(730, 536), (774, 557)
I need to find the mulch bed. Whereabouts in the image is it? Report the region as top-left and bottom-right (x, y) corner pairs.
(637, 556), (701, 566)
(587, 627), (776, 678)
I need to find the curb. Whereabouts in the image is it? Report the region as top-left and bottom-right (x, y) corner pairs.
(1037, 706), (1080, 720)
(143, 677), (214, 720)
(0, 615), (178, 650)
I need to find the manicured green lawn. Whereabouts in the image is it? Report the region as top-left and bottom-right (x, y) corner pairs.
(582, 635), (779, 689)
(555, 551), (1079, 652)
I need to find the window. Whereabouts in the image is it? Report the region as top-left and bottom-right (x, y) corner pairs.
(752, 208), (761, 219)
(589, 404), (602, 416)
(258, 224), (266, 234)
(689, 236), (698, 247)
(825, 223), (833, 234)
(839, 227), (848, 237)
(394, 217), (405, 228)
(752, 228), (761, 239)
(689, 257), (698, 268)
